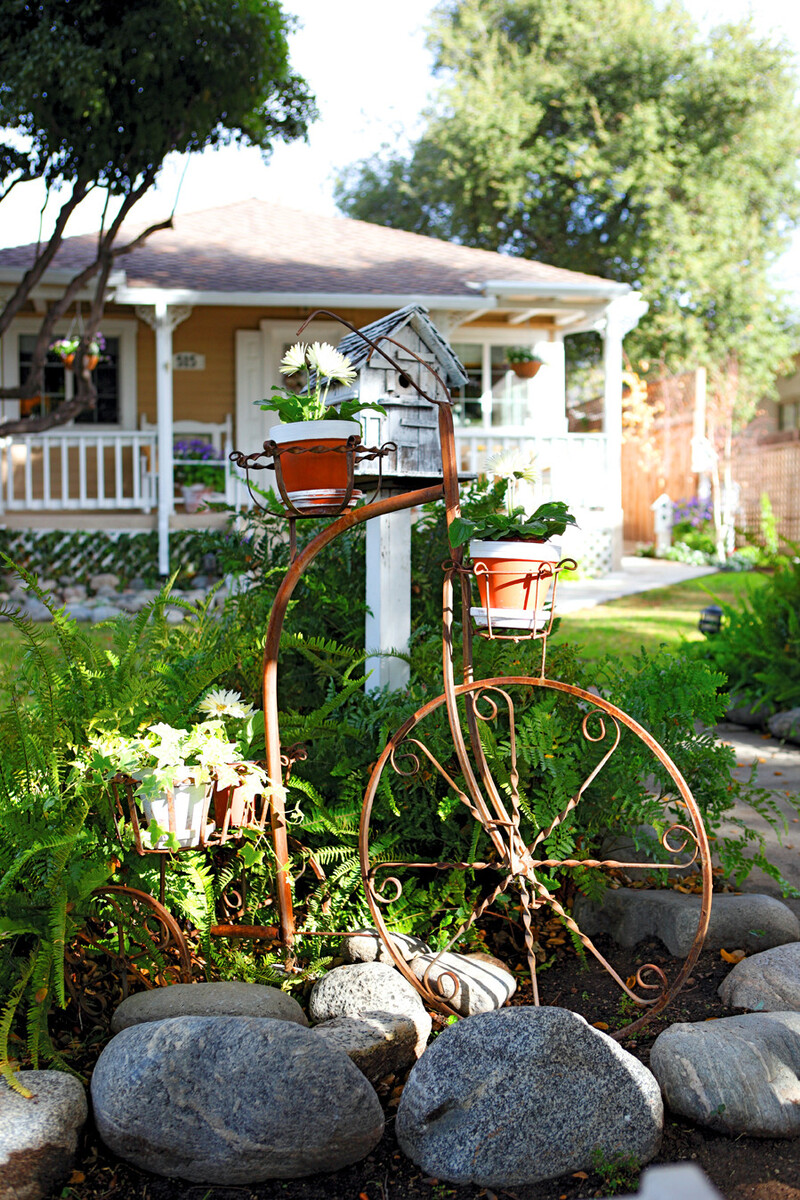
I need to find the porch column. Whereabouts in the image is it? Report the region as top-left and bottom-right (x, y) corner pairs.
(136, 303), (191, 575)
(365, 508), (411, 694)
(601, 292), (648, 567)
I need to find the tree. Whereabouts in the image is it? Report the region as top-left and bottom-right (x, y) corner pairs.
(0, 0), (315, 432)
(336, 0), (800, 423)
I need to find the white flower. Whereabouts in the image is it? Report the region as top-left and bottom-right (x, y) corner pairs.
(306, 341), (357, 385)
(280, 343), (309, 375)
(198, 688), (255, 720)
(487, 448), (538, 483)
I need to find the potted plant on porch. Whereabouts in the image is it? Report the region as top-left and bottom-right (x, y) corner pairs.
(50, 332), (106, 371)
(505, 346), (543, 379)
(90, 689), (268, 851)
(173, 438), (226, 512)
(256, 341), (386, 513)
(448, 489), (577, 632)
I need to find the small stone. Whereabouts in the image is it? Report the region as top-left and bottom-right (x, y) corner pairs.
(718, 942), (800, 1011)
(573, 889), (799, 957)
(396, 1006), (662, 1187)
(309, 962), (431, 1055)
(407, 949), (516, 1016)
(768, 709), (800, 745)
(63, 604), (92, 622)
(725, 695), (769, 727)
(312, 1010), (418, 1082)
(91, 1015), (383, 1183)
(89, 573), (119, 592)
(650, 1012), (800, 1136)
(111, 980), (308, 1033)
(22, 601), (51, 622)
(90, 605), (121, 623)
(127, 576), (148, 591)
(61, 585), (87, 603)
(340, 927), (430, 965)
(0, 1070), (88, 1200)
(166, 609), (185, 624)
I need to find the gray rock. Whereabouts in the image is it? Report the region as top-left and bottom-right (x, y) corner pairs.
(313, 1009), (418, 1082)
(396, 1006), (663, 1188)
(309, 962), (431, 1055)
(63, 604), (92, 623)
(62, 585), (87, 602)
(90, 605), (121, 623)
(725, 695), (768, 727)
(718, 942), (800, 1011)
(768, 709), (800, 745)
(407, 949), (516, 1016)
(22, 601), (51, 622)
(0, 1070), (88, 1200)
(111, 980), (308, 1033)
(91, 1015), (383, 1183)
(340, 927), (429, 965)
(573, 889), (799, 957)
(89, 573), (119, 591)
(650, 1012), (800, 1136)
(127, 576), (148, 591)
(166, 609), (185, 624)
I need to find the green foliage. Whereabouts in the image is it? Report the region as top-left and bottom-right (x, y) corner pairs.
(591, 1146), (641, 1194)
(691, 555), (800, 716)
(0, 0), (314, 194)
(336, 0), (800, 413)
(448, 499), (577, 547)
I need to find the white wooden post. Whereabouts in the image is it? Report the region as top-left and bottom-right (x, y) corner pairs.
(365, 508), (411, 694)
(601, 293), (648, 567)
(136, 303), (191, 574)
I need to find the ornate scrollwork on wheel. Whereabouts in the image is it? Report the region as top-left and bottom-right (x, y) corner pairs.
(359, 676), (713, 1037)
(79, 886), (193, 999)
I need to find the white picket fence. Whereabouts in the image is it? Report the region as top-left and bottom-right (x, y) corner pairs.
(0, 428), (612, 515)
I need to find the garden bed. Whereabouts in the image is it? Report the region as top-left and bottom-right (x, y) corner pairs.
(60, 935), (800, 1200)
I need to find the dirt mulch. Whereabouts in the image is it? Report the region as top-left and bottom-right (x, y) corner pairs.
(57, 934), (800, 1200)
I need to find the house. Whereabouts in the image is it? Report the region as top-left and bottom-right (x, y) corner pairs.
(0, 198), (646, 572)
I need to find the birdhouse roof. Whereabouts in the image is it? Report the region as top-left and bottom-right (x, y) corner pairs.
(336, 305), (469, 388)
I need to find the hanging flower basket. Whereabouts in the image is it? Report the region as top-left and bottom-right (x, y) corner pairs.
(510, 360), (542, 379)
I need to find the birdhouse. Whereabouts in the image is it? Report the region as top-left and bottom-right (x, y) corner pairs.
(325, 305), (469, 491)
(650, 492), (673, 555)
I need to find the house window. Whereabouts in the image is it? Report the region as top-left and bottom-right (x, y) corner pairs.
(18, 335), (120, 424)
(778, 401), (799, 432)
(451, 342), (534, 429)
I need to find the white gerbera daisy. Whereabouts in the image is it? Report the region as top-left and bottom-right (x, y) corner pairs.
(280, 343), (309, 375)
(306, 342), (357, 385)
(198, 688), (255, 720)
(487, 448), (538, 483)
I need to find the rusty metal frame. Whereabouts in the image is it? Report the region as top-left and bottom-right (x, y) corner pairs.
(91, 307), (710, 1031)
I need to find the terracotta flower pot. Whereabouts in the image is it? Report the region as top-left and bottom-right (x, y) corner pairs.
(269, 419), (362, 513)
(469, 538), (560, 631)
(83, 354), (99, 371)
(509, 360), (542, 379)
(62, 354), (75, 368)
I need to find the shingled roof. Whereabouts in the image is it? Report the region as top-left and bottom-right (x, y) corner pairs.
(335, 305), (469, 387)
(0, 198), (623, 299)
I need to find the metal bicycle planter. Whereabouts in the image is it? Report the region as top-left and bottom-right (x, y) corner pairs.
(88, 307), (712, 1034)
(239, 307), (713, 1039)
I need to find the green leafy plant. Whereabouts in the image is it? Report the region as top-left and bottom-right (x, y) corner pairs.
(505, 346), (542, 364)
(257, 341), (387, 424)
(448, 500), (577, 548)
(591, 1146), (641, 1194)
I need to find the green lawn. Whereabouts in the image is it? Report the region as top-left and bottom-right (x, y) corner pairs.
(550, 571), (768, 665)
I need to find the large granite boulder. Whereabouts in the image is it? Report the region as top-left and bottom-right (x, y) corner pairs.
(573, 889), (799, 957)
(396, 1006), (663, 1188)
(718, 943), (800, 1012)
(111, 980), (307, 1033)
(91, 1015), (384, 1183)
(650, 1012), (800, 1136)
(0, 1071), (87, 1200)
(309, 962), (431, 1055)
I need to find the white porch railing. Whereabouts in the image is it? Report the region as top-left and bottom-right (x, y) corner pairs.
(454, 428), (612, 511)
(0, 431), (158, 513)
(0, 428), (612, 515)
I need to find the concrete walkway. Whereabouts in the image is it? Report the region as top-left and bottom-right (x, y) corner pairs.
(557, 555), (718, 614)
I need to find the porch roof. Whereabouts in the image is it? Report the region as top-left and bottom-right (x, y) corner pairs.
(0, 199), (629, 322)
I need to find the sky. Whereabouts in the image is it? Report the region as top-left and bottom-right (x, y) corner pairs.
(1, 0), (800, 285)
